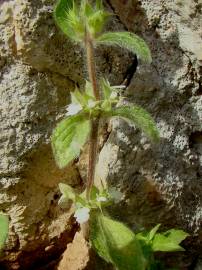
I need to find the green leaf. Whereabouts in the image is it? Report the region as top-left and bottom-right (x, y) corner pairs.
(85, 81), (94, 99)
(96, 32), (152, 63)
(152, 233), (185, 252)
(0, 213), (9, 250)
(106, 106), (159, 142)
(79, 0), (109, 36)
(88, 10), (109, 36)
(58, 183), (76, 205)
(90, 186), (100, 201)
(71, 88), (87, 106)
(163, 229), (189, 245)
(54, 0), (74, 37)
(80, 1), (94, 17)
(54, 0), (84, 42)
(96, 0), (103, 10)
(75, 194), (88, 208)
(148, 224), (161, 241)
(136, 231), (149, 242)
(52, 114), (90, 168)
(100, 78), (112, 99)
(90, 212), (146, 270)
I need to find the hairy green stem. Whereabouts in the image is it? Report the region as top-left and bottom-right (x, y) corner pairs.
(85, 32), (100, 200)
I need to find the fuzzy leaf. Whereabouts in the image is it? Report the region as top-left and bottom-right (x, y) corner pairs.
(90, 212), (146, 270)
(152, 233), (185, 252)
(148, 224), (161, 241)
(163, 229), (189, 245)
(0, 213), (9, 250)
(71, 88), (88, 106)
(88, 10), (109, 36)
(80, 1), (94, 17)
(97, 32), (152, 63)
(52, 114), (90, 168)
(54, 0), (84, 41)
(96, 0), (103, 10)
(107, 106), (159, 142)
(58, 183), (75, 205)
(90, 186), (100, 201)
(101, 78), (112, 99)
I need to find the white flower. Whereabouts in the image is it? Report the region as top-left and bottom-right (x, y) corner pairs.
(96, 196), (107, 202)
(74, 207), (90, 224)
(110, 91), (118, 99)
(87, 100), (96, 108)
(109, 187), (123, 203)
(66, 103), (82, 116)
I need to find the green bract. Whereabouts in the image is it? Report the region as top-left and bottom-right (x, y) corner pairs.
(57, 183), (114, 210)
(54, 0), (109, 42)
(54, 0), (152, 64)
(58, 183), (76, 204)
(0, 213), (9, 251)
(51, 81), (159, 168)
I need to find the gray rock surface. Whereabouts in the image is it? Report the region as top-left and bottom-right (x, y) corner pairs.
(97, 0), (202, 265)
(0, 0), (130, 268)
(0, 0), (201, 269)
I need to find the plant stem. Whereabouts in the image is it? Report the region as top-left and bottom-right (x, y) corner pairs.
(86, 119), (99, 200)
(86, 32), (100, 101)
(85, 31), (100, 200)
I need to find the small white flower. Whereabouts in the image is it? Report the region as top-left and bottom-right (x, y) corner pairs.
(87, 100), (96, 108)
(110, 92), (118, 99)
(66, 103), (82, 116)
(74, 207), (90, 224)
(96, 196), (107, 202)
(109, 187), (123, 203)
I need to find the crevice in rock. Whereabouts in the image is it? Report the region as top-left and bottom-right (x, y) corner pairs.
(189, 131), (202, 178)
(45, 69), (77, 89)
(105, 0), (128, 31)
(98, 54), (139, 154)
(196, 81), (202, 96)
(122, 55), (138, 88)
(189, 131), (202, 150)
(0, 217), (79, 270)
(27, 64), (78, 89)
(188, 255), (199, 270)
(105, 1), (141, 89)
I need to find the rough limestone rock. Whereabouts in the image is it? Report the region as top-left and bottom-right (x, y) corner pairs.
(57, 232), (113, 270)
(0, 0), (202, 269)
(96, 0), (202, 267)
(0, 0), (131, 268)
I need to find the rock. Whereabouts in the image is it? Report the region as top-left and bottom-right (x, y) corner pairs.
(96, 0), (202, 267)
(0, 0), (202, 268)
(195, 258), (202, 270)
(57, 232), (113, 270)
(57, 232), (90, 270)
(0, 0), (131, 268)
